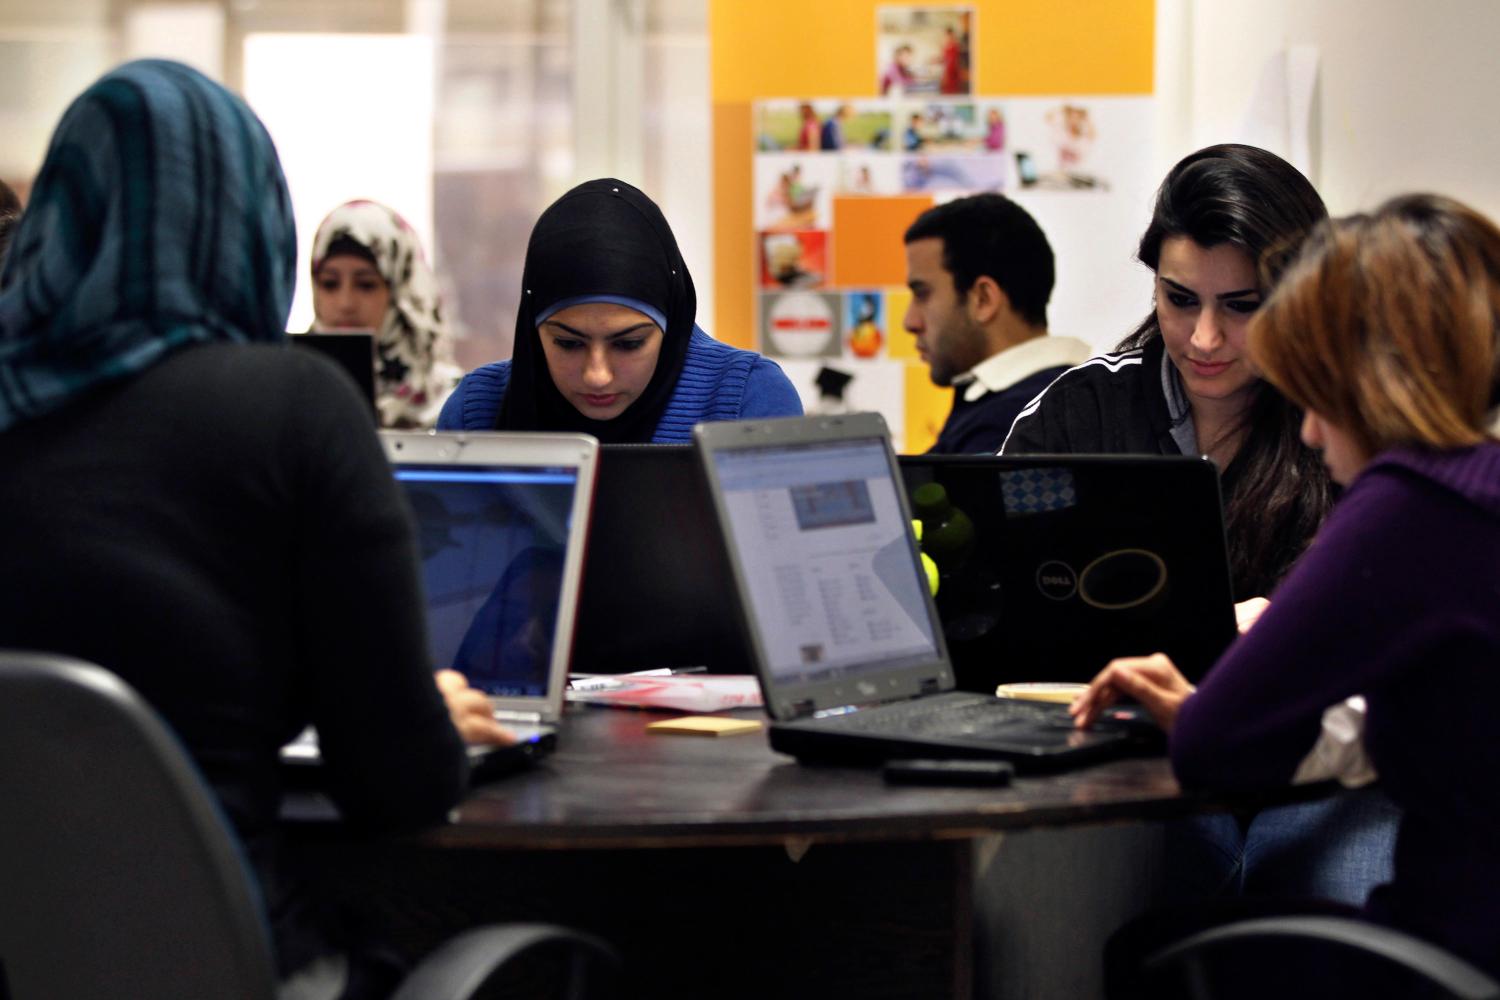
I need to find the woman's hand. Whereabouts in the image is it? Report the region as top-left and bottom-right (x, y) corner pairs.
(1234, 597), (1270, 634)
(1069, 653), (1194, 734)
(435, 669), (516, 746)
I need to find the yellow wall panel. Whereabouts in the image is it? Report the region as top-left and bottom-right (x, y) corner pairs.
(884, 286), (916, 360)
(711, 0), (1153, 368)
(904, 363), (952, 454)
(712, 1), (879, 101)
(711, 0), (1153, 100)
(974, 1), (1155, 95)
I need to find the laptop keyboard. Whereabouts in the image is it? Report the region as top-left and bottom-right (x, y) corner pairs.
(819, 693), (1075, 741)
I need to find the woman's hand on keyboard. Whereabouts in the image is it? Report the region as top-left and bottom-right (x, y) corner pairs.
(1069, 653), (1194, 734)
(435, 669), (517, 745)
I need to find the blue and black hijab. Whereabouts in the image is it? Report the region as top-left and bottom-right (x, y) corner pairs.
(0, 59), (296, 432)
(498, 178), (697, 444)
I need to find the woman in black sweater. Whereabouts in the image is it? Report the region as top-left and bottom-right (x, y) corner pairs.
(0, 59), (505, 998)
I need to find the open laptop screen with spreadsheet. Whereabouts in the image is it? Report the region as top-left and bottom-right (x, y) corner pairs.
(710, 436), (939, 688)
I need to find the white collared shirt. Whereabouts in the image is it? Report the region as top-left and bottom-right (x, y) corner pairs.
(954, 335), (1095, 403)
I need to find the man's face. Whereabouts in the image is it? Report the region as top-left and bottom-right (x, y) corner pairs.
(904, 237), (987, 386)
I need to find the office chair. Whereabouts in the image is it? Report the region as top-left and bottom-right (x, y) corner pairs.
(0, 651), (617, 1000)
(1137, 914), (1500, 1000)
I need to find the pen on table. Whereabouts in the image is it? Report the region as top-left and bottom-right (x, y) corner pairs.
(568, 666), (709, 690)
(622, 667), (708, 677)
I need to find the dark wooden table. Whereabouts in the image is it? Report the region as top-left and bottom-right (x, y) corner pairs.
(285, 705), (1323, 999)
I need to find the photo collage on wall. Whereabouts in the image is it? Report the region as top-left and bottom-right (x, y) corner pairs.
(752, 6), (1120, 447)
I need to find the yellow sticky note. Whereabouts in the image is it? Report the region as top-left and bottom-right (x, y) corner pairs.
(995, 682), (1089, 705)
(646, 716), (764, 737)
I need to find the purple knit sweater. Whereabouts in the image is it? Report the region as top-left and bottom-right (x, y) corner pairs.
(1173, 441), (1500, 975)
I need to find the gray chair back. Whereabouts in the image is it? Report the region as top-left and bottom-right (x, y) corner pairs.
(0, 651), (278, 1000)
(1142, 914), (1500, 1000)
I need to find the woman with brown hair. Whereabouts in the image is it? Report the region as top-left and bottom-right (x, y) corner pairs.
(1075, 193), (1500, 982)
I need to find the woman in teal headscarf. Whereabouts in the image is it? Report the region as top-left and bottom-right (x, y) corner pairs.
(0, 60), (504, 997)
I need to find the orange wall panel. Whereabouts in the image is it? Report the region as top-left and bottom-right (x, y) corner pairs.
(830, 195), (933, 288)
(712, 101), (755, 350)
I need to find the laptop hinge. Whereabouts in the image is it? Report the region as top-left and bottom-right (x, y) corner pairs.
(493, 709), (544, 724)
(919, 677), (943, 696)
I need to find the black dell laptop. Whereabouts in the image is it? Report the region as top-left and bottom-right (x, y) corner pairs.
(898, 453), (1238, 693)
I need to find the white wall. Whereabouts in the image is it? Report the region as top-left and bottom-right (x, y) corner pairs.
(243, 34), (436, 333)
(644, 32), (713, 331)
(1159, 0), (1500, 218)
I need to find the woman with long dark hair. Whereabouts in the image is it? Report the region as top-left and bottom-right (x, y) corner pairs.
(1004, 143), (1333, 601)
(1006, 144), (1398, 907)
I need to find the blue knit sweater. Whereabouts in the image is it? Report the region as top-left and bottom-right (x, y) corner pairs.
(437, 327), (803, 439)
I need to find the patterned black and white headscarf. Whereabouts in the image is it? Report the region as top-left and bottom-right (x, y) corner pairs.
(310, 200), (461, 428)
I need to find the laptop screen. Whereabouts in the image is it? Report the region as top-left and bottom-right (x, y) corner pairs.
(288, 332), (376, 417)
(710, 436), (939, 687)
(396, 463), (579, 698)
(573, 445), (750, 673)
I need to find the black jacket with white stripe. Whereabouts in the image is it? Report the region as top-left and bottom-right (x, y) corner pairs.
(1000, 335), (1197, 456)
(999, 335), (1331, 602)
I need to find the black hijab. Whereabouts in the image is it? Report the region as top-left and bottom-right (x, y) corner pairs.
(497, 179), (696, 443)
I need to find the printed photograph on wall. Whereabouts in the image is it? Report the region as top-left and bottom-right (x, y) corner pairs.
(844, 291), (886, 358)
(759, 231), (829, 289)
(894, 102), (1000, 152)
(900, 154), (1005, 192)
(759, 291), (843, 359)
(754, 154), (837, 230)
(756, 100), (893, 152)
(837, 154), (902, 195)
(876, 6), (974, 97)
(1007, 101), (1112, 191)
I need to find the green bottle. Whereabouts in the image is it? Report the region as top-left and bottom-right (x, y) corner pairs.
(911, 482), (975, 574)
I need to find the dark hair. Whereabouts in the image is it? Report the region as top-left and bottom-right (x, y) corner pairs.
(1253, 193), (1500, 456)
(1124, 143), (1334, 599)
(315, 234), (378, 270)
(904, 193), (1054, 328)
(0, 179), (20, 269)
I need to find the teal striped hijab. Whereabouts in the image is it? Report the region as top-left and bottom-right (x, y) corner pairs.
(0, 59), (296, 431)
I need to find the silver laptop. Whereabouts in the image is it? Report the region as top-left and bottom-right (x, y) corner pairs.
(694, 413), (1145, 771)
(284, 430), (598, 778)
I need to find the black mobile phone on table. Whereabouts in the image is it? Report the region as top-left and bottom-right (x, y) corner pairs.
(883, 759), (1014, 787)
